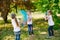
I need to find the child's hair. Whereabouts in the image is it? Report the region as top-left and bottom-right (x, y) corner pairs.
(48, 10), (52, 15)
(11, 14), (19, 26)
(48, 10), (54, 20)
(11, 14), (16, 19)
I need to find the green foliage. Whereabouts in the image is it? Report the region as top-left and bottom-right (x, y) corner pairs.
(9, 0), (60, 13)
(30, 0), (60, 12)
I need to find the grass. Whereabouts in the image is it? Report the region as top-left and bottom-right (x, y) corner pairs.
(0, 19), (60, 40)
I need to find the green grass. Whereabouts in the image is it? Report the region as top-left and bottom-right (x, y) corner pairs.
(0, 19), (60, 40)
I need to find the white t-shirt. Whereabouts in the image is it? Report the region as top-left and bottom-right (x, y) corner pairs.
(11, 19), (20, 32)
(47, 15), (54, 26)
(27, 15), (32, 24)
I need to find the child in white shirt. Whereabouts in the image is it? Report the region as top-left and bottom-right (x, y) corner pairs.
(45, 10), (54, 38)
(27, 10), (34, 35)
(11, 14), (20, 40)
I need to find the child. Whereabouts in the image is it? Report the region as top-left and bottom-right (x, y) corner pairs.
(27, 10), (34, 35)
(45, 10), (54, 38)
(11, 14), (20, 40)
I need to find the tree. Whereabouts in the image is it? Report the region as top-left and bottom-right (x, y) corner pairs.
(0, 0), (11, 23)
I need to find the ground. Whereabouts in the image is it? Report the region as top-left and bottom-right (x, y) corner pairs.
(0, 18), (60, 40)
(0, 13), (60, 40)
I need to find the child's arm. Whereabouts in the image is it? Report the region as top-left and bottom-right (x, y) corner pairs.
(45, 16), (48, 20)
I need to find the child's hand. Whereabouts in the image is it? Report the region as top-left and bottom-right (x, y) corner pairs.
(45, 16), (48, 20)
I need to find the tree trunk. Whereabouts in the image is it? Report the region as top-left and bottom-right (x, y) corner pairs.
(1, 0), (10, 23)
(3, 11), (8, 23)
(1, 9), (8, 23)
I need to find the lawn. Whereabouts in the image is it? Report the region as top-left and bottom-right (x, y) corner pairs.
(0, 19), (60, 40)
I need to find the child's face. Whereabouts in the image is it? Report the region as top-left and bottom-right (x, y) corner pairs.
(27, 11), (31, 15)
(48, 11), (51, 15)
(48, 12), (50, 15)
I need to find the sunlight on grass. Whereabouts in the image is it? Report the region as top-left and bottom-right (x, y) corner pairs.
(0, 18), (60, 40)
(0, 17), (3, 20)
(40, 32), (47, 35)
(2, 35), (14, 40)
(0, 24), (12, 28)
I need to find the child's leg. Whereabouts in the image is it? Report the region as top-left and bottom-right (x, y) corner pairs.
(31, 25), (34, 34)
(15, 31), (20, 40)
(50, 26), (54, 36)
(28, 25), (31, 35)
(48, 26), (52, 36)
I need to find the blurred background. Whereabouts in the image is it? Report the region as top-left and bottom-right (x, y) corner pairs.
(0, 0), (60, 40)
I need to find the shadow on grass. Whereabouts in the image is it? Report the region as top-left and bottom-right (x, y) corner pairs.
(0, 18), (60, 40)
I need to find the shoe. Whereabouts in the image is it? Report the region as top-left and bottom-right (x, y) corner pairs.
(31, 34), (34, 36)
(46, 36), (52, 39)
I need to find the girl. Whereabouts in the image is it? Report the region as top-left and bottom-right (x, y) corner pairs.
(27, 10), (34, 35)
(45, 10), (54, 38)
(11, 14), (20, 40)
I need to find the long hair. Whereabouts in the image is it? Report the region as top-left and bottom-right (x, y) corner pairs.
(11, 14), (19, 26)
